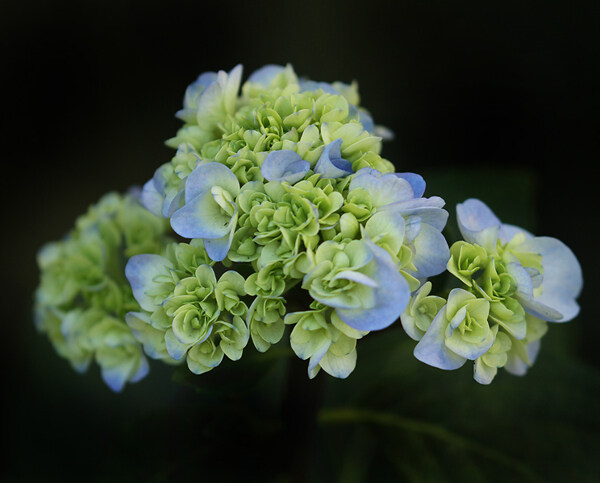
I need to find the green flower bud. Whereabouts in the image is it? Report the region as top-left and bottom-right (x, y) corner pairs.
(37, 234), (106, 307)
(228, 226), (260, 263)
(503, 314), (549, 376)
(186, 338), (224, 375)
(35, 306), (95, 373)
(447, 241), (489, 287)
(302, 240), (378, 311)
(400, 282), (446, 341)
(88, 314), (149, 392)
(350, 151), (395, 174)
(320, 121), (382, 162)
(127, 255), (250, 373)
(473, 325), (512, 384)
(284, 177), (344, 230)
(247, 296), (286, 352)
(448, 241), (527, 340)
(213, 315), (249, 361)
(339, 212), (360, 240)
(285, 308), (366, 379)
(414, 288), (495, 370)
(342, 188), (375, 221)
(215, 271), (247, 316)
(474, 258), (526, 339)
(174, 239), (214, 273)
(245, 260), (287, 297)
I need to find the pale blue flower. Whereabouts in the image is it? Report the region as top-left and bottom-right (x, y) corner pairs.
(314, 138), (353, 178)
(125, 254), (174, 312)
(171, 163), (241, 261)
(302, 239), (410, 331)
(261, 150), (310, 184)
(247, 64), (286, 86)
(141, 143), (201, 218)
(414, 288), (494, 370)
(176, 71), (219, 123)
(456, 198), (583, 322)
(349, 168), (450, 278)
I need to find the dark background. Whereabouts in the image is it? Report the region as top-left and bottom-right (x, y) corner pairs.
(2, 1), (599, 481)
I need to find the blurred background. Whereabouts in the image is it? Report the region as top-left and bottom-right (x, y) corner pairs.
(2, 0), (599, 481)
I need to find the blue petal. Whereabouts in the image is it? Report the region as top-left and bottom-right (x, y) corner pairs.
(314, 139), (353, 179)
(414, 307), (467, 370)
(165, 329), (193, 361)
(445, 327), (495, 360)
(516, 236), (583, 322)
(336, 241), (410, 331)
(385, 204), (448, 232)
(353, 167), (380, 177)
(473, 359), (497, 385)
(204, 225), (236, 262)
(504, 352), (528, 376)
(261, 150), (310, 183)
(505, 260), (534, 297)
(500, 223), (534, 243)
(176, 71), (218, 122)
(359, 110), (374, 132)
(308, 340), (332, 378)
(350, 169), (414, 207)
(152, 163), (172, 195)
(185, 162), (240, 201)
(163, 189), (185, 217)
(195, 71), (220, 87)
(331, 270), (379, 288)
(456, 199), (501, 249)
(247, 64), (285, 86)
(504, 340), (541, 375)
(125, 254), (174, 312)
(129, 356), (150, 383)
(410, 223), (450, 278)
(101, 361), (136, 393)
(195, 81), (222, 127)
(389, 196), (446, 211)
(393, 173), (426, 198)
(125, 311), (167, 361)
(171, 190), (234, 239)
(141, 179), (164, 217)
(299, 80), (339, 95)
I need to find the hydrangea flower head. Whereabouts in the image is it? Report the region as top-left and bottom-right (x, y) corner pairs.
(127, 63), (451, 379)
(36, 64), (581, 390)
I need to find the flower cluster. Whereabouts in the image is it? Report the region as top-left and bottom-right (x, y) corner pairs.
(403, 199), (583, 384)
(35, 192), (171, 391)
(129, 64), (449, 379)
(35, 64), (583, 391)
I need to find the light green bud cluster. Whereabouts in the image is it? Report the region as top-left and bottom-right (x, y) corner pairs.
(34, 193), (171, 391)
(284, 302), (368, 379)
(125, 240), (251, 374)
(167, 66), (393, 180)
(148, 65), (394, 221)
(449, 240), (529, 338)
(411, 237), (549, 384)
